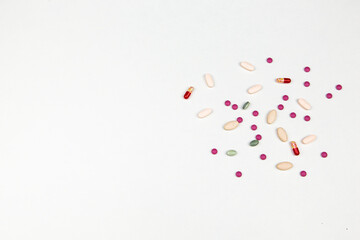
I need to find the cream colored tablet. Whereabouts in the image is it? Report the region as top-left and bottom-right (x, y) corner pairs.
(223, 120), (239, 131)
(277, 127), (288, 142)
(267, 110), (277, 124)
(240, 62), (255, 71)
(297, 98), (312, 110)
(204, 73), (215, 88)
(276, 162), (293, 171)
(197, 108), (213, 118)
(247, 84), (263, 94)
(302, 135), (317, 144)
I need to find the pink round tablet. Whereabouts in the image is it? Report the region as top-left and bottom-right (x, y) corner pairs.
(232, 104), (238, 110)
(267, 57), (273, 63)
(225, 100), (231, 106)
(304, 115), (311, 121)
(251, 124), (257, 131)
(235, 171), (242, 177)
(260, 154), (267, 160)
(255, 134), (262, 140)
(304, 81), (310, 87)
(336, 84), (342, 90)
(252, 110), (259, 117)
(304, 66), (310, 72)
(277, 104), (284, 110)
(211, 148), (218, 155)
(321, 152), (328, 158)
(326, 93), (333, 99)
(290, 112), (296, 118)
(282, 95), (289, 101)
(236, 117), (243, 123)
(300, 171), (307, 177)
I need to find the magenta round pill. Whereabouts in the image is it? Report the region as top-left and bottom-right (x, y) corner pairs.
(282, 95), (289, 101)
(326, 93), (333, 99)
(300, 171), (307, 177)
(290, 112), (296, 118)
(266, 57), (273, 63)
(304, 66), (310, 72)
(211, 148), (218, 155)
(225, 100), (231, 106)
(235, 171), (242, 177)
(252, 110), (259, 117)
(277, 104), (284, 110)
(260, 154), (266, 160)
(321, 152), (328, 158)
(236, 117), (243, 123)
(251, 124), (257, 131)
(232, 104), (238, 110)
(304, 81), (310, 87)
(304, 115), (311, 121)
(336, 84), (342, 90)
(255, 134), (262, 140)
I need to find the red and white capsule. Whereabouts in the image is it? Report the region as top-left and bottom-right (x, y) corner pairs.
(290, 141), (300, 156)
(184, 87), (194, 99)
(276, 78), (291, 83)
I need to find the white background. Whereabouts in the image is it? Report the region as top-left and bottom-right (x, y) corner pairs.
(1, 0), (360, 239)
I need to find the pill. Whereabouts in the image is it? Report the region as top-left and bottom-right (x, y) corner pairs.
(235, 171), (242, 177)
(267, 109), (277, 124)
(300, 171), (307, 177)
(252, 110), (259, 116)
(290, 112), (296, 118)
(240, 62), (255, 71)
(211, 148), (218, 154)
(197, 108), (213, 118)
(255, 134), (262, 140)
(232, 104), (238, 110)
(277, 127), (288, 142)
(276, 162), (293, 171)
(266, 57), (273, 63)
(236, 117), (243, 123)
(304, 115), (311, 121)
(302, 135), (317, 144)
(282, 95), (289, 101)
(260, 154), (267, 160)
(276, 78), (291, 83)
(223, 120), (239, 131)
(321, 152), (328, 158)
(242, 101), (250, 109)
(336, 84), (342, 90)
(304, 81), (310, 87)
(304, 66), (311, 72)
(251, 124), (257, 131)
(225, 100), (231, 106)
(290, 141), (300, 156)
(278, 104), (284, 110)
(297, 98), (312, 110)
(250, 140), (259, 146)
(247, 84), (263, 94)
(226, 150), (237, 156)
(184, 87), (194, 99)
(326, 93), (333, 99)
(204, 73), (215, 88)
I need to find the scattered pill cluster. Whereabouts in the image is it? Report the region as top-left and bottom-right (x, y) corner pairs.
(184, 59), (342, 178)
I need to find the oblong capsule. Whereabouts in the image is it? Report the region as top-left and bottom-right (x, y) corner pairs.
(197, 108), (213, 118)
(240, 62), (255, 71)
(267, 109), (277, 124)
(297, 98), (312, 110)
(302, 135), (317, 144)
(290, 141), (300, 156)
(250, 140), (259, 146)
(223, 120), (239, 131)
(276, 78), (291, 83)
(226, 150), (237, 156)
(276, 162), (293, 171)
(204, 73), (215, 88)
(242, 101), (250, 110)
(277, 127), (288, 142)
(247, 84), (263, 94)
(184, 87), (194, 99)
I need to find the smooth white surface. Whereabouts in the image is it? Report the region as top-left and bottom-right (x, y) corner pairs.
(0, 0), (360, 239)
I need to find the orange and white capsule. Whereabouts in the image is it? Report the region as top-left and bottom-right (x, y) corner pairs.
(290, 141), (300, 156)
(184, 87), (194, 99)
(276, 78), (291, 83)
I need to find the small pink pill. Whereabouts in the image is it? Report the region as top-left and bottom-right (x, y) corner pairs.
(290, 112), (296, 118)
(251, 124), (257, 131)
(326, 93), (333, 99)
(236, 117), (243, 123)
(321, 152), (328, 158)
(304, 115), (311, 121)
(255, 134), (262, 140)
(277, 104), (284, 110)
(260, 154), (267, 160)
(304, 81), (310, 87)
(225, 100), (231, 106)
(211, 148), (218, 155)
(252, 110), (259, 116)
(267, 57), (273, 63)
(235, 171), (242, 177)
(300, 171), (307, 177)
(304, 66), (310, 72)
(336, 84), (342, 90)
(232, 104), (238, 110)
(282, 95), (289, 101)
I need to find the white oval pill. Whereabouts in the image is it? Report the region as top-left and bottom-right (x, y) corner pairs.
(297, 98), (312, 110)
(267, 109), (277, 124)
(276, 162), (293, 171)
(197, 108), (213, 118)
(247, 84), (263, 94)
(240, 62), (255, 71)
(223, 120), (239, 131)
(277, 127), (288, 142)
(204, 73), (215, 88)
(302, 135), (317, 144)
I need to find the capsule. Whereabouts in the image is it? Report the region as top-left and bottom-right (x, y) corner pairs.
(290, 141), (300, 156)
(276, 78), (291, 83)
(184, 87), (194, 99)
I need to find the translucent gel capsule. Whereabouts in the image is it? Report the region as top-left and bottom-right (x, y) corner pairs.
(290, 141), (300, 156)
(276, 78), (291, 83)
(184, 87), (194, 99)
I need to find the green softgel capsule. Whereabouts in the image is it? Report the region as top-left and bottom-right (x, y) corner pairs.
(226, 150), (237, 156)
(250, 140), (259, 146)
(243, 101), (250, 110)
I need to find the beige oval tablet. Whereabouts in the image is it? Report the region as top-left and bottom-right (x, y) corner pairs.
(277, 127), (288, 142)
(267, 110), (277, 124)
(240, 62), (255, 71)
(276, 162), (293, 171)
(223, 120), (239, 131)
(297, 98), (312, 110)
(204, 73), (215, 88)
(197, 108), (213, 118)
(302, 135), (317, 144)
(247, 84), (263, 94)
